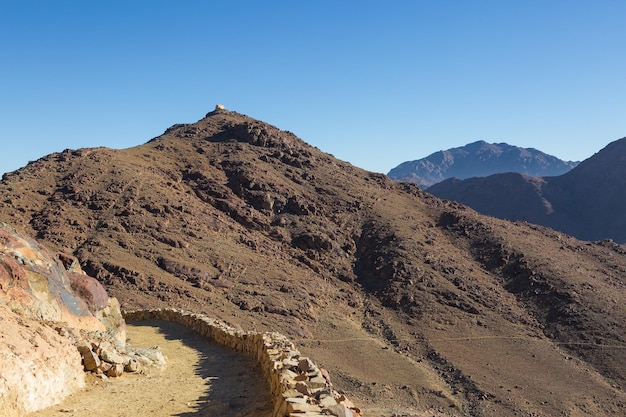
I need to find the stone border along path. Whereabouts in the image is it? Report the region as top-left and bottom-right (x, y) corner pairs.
(123, 308), (362, 417)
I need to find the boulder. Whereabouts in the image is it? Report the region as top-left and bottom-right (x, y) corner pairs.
(106, 363), (125, 378)
(295, 381), (310, 395)
(324, 403), (353, 417)
(298, 357), (315, 372)
(124, 359), (139, 373)
(69, 273), (109, 312)
(0, 222), (105, 332)
(93, 297), (127, 347)
(97, 341), (130, 364)
(77, 345), (101, 371)
(96, 361), (112, 375)
(58, 252), (82, 273)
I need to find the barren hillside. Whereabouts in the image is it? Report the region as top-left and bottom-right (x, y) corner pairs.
(1, 108), (625, 416)
(428, 137), (626, 243)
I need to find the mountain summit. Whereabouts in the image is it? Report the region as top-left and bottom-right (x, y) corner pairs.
(429, 137), (626, 243)
(388, 140), (578, 187)
(1, 109), (626, 416)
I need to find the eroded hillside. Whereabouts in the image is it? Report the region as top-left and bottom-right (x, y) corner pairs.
(1, 108), (625, 416)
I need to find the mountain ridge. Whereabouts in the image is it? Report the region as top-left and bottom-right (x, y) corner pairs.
(388, 140), (578, 187)
(1, 108), (625, 416)
(428, 137), (626, 243)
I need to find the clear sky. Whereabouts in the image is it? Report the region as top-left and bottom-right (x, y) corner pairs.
(1, 1), (625, 175)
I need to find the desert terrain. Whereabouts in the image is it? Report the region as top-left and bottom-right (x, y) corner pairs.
(2, 107), (625, 416)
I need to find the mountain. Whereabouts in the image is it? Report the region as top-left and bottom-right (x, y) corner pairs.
(428, 137), (626, 243)
(388, 140), (578, 187)
(1, 107), (626, 416)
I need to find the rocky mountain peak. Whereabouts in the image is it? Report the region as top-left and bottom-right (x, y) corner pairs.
(560, 136), (626, 181)
(388, 141), (578, 187)
(156, 107), (309, 156)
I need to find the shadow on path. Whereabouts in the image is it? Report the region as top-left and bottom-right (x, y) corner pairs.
(128, 320), (273, 417)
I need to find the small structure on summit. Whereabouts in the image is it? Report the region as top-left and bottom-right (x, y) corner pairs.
(205, 104), (228, 118)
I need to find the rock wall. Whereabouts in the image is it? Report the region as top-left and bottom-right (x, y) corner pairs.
(124, 308), (362, 417)
(0, 222), (127, 415)
(0, 222), (125, 337)
(0, 305), (85, 416)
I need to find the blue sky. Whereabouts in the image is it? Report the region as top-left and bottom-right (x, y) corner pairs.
(1, 1), (625, 175)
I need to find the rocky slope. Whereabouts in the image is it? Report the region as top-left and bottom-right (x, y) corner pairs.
(388, 140), (578, 187)
(428, 137), (626, 243)
(0, 304), (83, 417)
(1, 107), (625, 416)
(0, 222), (133, 415)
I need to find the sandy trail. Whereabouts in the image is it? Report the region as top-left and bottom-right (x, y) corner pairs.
(29, 320), (272, 417)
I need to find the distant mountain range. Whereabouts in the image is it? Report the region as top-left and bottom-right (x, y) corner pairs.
(428, 137), (626, 243)
(387, 140), (579, 187)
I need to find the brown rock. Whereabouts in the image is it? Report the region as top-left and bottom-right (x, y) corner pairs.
(69, 273), (109, 312)
(287, 401), (322, 414)
(295, 381), (310, 395)
(321, 368), (332, 385)
(298, 357), (315, 372)
(97, 361), (112, 375)
(294, 373), (308, 382)
(324, 403), (353, 417)
(77, 345), (100, 371)
(106, 363), (124, 377)
(58, 252), (82, 273)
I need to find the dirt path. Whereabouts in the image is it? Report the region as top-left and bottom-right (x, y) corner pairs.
(30, 320), (273, 417)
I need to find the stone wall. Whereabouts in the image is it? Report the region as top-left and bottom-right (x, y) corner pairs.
(123, 308), (361, 417)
